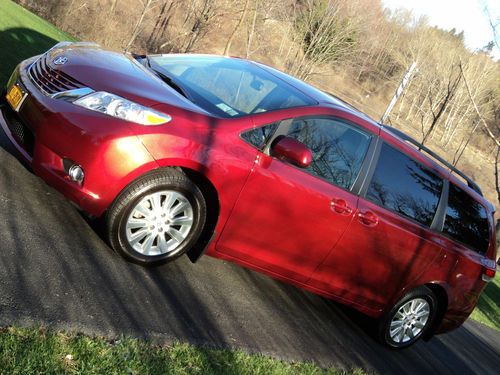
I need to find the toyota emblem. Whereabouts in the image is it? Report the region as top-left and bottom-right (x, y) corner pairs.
(53, 56), (68, 65)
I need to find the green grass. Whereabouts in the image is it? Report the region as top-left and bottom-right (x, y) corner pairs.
(0, 327), (363, 375)
(0, 0), (76, 86)
(469, 272), (500, 331)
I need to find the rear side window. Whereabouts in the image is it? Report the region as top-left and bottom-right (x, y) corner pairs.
(366, 143), (443, 227)
(443, 184), (490, 253)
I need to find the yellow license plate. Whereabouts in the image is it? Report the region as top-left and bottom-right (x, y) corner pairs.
(6, 84), (26, 111)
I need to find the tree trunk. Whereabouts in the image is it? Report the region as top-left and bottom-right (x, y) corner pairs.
(148, 1), (177, 52)
(111, 0), (118, 13)
(224, 0), (250, 56)
(495, 146), (500, 206)
(452, 119), (479, 166)
(246, 0), (259, 58)
(459, 61), (500, 148)
(125, 0), (154, 52)
(421, 68), (462, 145)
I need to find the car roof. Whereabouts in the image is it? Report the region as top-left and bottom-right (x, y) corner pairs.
(248, 59), (380, 122)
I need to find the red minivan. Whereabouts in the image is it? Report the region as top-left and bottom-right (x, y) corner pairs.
(1, 42), (497, 348)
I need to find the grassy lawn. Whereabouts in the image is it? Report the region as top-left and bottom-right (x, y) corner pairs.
(0, 327), (363, 375)
(0, 0), (76, 86)
(469, 272), (500, 331)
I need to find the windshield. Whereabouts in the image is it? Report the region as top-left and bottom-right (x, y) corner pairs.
(148, 55), (316, 118)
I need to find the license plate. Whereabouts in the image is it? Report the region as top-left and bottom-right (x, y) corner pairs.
(6, 84), (27, 112)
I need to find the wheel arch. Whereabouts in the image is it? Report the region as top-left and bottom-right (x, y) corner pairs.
(179, 166), (220, 262)
(105, 162), (220, 261)
(422, 282), (449, 340)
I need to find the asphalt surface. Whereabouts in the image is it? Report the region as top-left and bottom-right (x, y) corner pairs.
(0, 127), (499, 374)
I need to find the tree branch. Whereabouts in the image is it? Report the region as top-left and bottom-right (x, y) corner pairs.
(459, 61), (500, 147)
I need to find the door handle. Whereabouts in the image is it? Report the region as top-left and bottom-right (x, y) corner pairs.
(358, 211), (379, 226)
(331, 198), (353, 215)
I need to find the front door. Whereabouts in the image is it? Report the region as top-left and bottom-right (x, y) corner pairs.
(217, 116), (374, 283)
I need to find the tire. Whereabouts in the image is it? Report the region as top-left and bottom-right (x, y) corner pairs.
(377, 286), (437, 349)
(106, 168), (206, 266)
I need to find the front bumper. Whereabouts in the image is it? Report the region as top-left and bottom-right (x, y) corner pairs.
(1, 58), (158, 217)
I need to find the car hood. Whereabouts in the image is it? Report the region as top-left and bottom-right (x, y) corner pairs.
(45, 42), (205, 113)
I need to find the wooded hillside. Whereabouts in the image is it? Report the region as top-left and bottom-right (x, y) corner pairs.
(15, 0), (500, 207)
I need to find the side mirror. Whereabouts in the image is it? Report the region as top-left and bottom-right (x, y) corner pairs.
(271, 136), (312, 168)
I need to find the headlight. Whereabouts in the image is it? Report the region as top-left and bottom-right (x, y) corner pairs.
(74, 92), (171, 126)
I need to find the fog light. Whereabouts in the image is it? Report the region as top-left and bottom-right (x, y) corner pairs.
(68, 164), (84, 183)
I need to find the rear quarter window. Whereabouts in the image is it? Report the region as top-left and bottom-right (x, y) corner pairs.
(443, 183), (490, 254)
(240, 122), (278, 149)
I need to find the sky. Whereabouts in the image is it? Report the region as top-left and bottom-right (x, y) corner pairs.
(382, 0), (499, 58)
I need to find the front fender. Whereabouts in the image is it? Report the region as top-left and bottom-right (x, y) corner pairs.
(137, 130), (258, 244)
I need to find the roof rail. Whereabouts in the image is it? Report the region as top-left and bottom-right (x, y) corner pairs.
(381, 125), (483, 196)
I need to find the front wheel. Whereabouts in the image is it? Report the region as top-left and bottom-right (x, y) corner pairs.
(106, 169), (206, 266)
(377, 286), (437, 349)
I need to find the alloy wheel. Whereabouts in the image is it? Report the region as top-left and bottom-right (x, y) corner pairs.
(389, 297), (430, 344)
(125, 190), (194, 256)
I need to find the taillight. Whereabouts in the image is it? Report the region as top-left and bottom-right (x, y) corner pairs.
(481, 258), (496, 282)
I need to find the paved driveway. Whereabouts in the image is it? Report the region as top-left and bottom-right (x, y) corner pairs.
(0, 127), (499, 374)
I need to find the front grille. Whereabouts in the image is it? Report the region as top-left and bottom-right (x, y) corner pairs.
(1, 104), (35, 156)
(28, 54), (84, 95)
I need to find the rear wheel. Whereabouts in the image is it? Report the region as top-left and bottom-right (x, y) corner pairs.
(106, 169), (206, 266)
(377, 286), (436, 349)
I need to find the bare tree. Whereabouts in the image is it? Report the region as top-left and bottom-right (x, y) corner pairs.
(458, 61), (499, 148)
(182, 0), (221, 53)
(125, 0), (156, 52)
(452, 119), (480, 166)
(484, 5), (499, 51)
(420, 65), (462, 145)
(496, 147), (500, 206)
(245, 0), (259, 58)
(110, 0), (118, 14)
(147, 0), (178, 52)
(458, 60), (500, 206)
(223, 0), (250, 55)
(287, 0), (360, 80)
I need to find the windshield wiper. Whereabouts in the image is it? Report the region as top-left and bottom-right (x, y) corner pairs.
(145, 56), (192, 101)
(154, 70), (192, 100)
